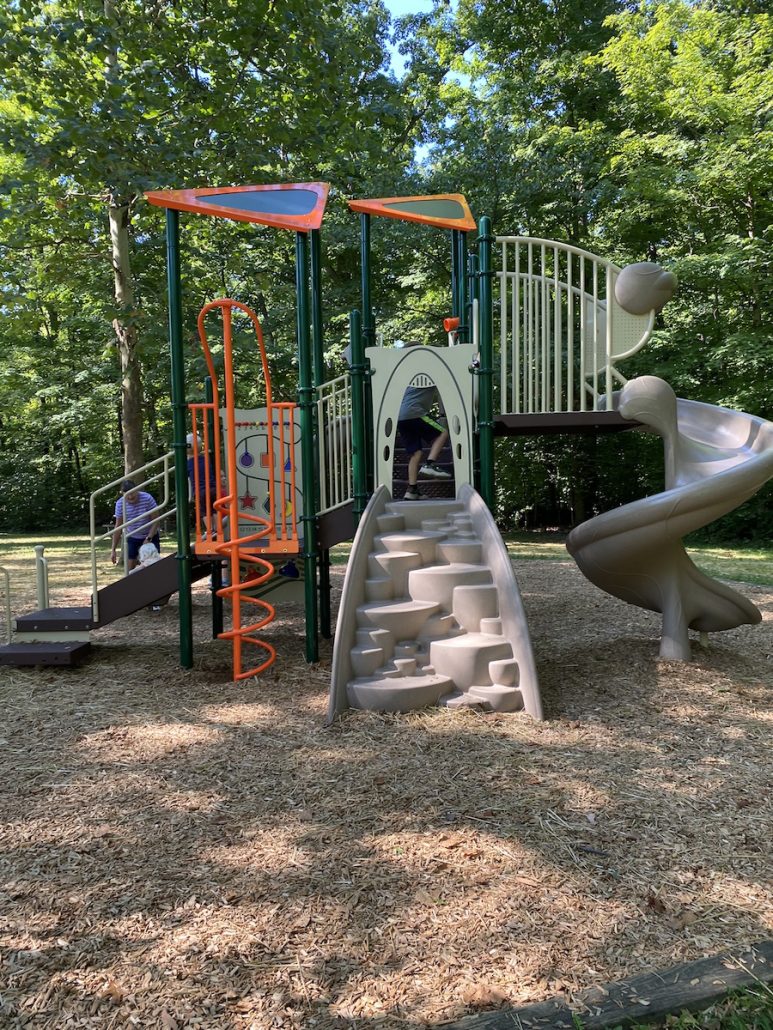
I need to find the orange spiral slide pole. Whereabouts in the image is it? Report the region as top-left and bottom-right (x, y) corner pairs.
(197, 299), (294, 680)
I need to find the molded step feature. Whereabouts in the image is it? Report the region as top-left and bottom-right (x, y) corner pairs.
(489, 658), (519, 687)
(328, 482), (542, 723)
(437, 538), (483, 564)
(421, 518), (454, 532)
(365, 577), (393, 602)
(430, 633), (514, 690)
(453, 584), (500, 632)
(418, 613), (460, 642)
(351, 646), (386, 678)
(347, 672), (455, 713)
(368, 551), (423, 597)
(356, 627), (393, 650)
(408, 564), (493, 612)
(465, 683), (524, 712)
(375, 530), (447, 564)
(356, 599), (440, 637)
(386, 500), (463, 530)
(439, 690), (484, 710)
(376, 514), (406, 533)
(0, 641), (92, 667)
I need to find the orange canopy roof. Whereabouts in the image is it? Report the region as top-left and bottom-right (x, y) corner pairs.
(145, 183), (329, 232)
(347, 193), (476, 232)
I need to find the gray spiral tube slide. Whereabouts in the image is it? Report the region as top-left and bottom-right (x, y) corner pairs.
(566, 376), (773, 660)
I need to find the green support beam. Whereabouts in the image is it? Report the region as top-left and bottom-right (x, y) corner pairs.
(310, 229), (331, 639)
(360, 213), (374, 346)
(349, 309), (369, 523)
(295, 232), (319, 663)
(165, 209), (193, 668)
(359, 213), (375, 490)
(477, 216), (495, 509)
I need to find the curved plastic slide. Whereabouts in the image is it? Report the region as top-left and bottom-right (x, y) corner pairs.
(566, 376), (773, 659)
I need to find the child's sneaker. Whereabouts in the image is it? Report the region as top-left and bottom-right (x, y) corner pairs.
(403, 485), (423, 501)
(420, 459), (452, 479)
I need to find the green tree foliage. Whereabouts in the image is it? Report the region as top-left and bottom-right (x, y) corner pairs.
(0, 0), (770, 540)
(406, 0), (771, 539)
(0, 0), (416, 529)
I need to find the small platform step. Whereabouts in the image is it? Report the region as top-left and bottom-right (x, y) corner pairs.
(0, 641), (92, 667)
(15, 607), (94, 632)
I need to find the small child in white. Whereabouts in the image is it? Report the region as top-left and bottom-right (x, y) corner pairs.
(131, 542), (162, 571)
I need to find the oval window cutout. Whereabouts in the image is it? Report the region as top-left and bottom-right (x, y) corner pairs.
(452, 414), (461, 435)
(385, 417), (393, 437)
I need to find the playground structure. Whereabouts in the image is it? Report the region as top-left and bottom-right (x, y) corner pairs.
(1, 185), (772, 721)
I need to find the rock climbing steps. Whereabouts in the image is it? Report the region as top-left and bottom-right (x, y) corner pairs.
(344, 498), (526, 714)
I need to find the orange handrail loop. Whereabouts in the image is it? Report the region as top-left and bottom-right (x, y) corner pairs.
(194, 298), (300, 681)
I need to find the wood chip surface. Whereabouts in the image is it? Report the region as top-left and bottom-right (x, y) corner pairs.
(1, 558), (771, 1028)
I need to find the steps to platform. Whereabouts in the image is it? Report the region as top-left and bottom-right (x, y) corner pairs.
(0, 641), (91, 667)
(329, 485), (543, 720)
(0, 555), (216, 670)
(391, 437), (456, 501)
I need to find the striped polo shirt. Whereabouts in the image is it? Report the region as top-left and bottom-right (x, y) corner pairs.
(115, 491), (157, 540)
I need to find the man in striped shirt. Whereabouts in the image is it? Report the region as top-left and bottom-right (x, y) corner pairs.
(111, 480), (161, 572)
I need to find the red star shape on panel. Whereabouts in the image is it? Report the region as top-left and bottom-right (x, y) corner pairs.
(239, 491), (256, 510)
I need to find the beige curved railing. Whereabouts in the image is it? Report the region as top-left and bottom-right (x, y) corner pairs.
(496, 236), (656, 414)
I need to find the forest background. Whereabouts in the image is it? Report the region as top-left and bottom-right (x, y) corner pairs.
(0, 0), (770, 539)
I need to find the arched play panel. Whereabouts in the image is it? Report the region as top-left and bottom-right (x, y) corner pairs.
(367, 343), (477, 495)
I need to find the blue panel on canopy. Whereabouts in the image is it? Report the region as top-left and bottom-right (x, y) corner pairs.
(204, 190), (319, 216)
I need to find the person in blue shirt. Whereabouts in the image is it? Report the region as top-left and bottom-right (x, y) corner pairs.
(110, 480), (161, 571)
(187, 433), (218, 538)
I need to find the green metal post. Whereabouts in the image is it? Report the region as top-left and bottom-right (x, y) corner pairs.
(206, 375), (224, 638)
(477, 216), (495, 509)
(310, 229), (325, 386)
(467, 253), (479, 345)
(295, 231), (318, 662)
(310, 228), (331, 639)
(349, 309), (369, 522)
(165, 209), (193, 667)
(359, 213), (375, 490)
(468, 254), (480, 305)
(459, 231), (469, 341)
(452, 230), (469, 341)
(360, 213), (374, 346)
(451, 230), (461, 321)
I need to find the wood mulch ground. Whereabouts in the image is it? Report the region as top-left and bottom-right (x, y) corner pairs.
(1, 558), (771, 1029)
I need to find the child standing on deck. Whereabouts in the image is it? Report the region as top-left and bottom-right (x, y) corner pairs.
(396, 347), (453, 500)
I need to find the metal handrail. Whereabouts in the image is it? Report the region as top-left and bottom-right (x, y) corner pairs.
(0, 566), (11, 644)
(317, 373), (354, 515)
(495, 235), (658, 415)
(89, 452), (177, 622)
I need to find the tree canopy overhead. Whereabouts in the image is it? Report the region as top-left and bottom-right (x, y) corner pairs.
(0, 0), (770, 538)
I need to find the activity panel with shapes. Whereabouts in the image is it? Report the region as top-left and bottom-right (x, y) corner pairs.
(224, 408), (303, 551)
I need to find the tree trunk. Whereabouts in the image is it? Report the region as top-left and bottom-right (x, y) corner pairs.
(109, 201), (144, 475)
(105, 0), (144, 479)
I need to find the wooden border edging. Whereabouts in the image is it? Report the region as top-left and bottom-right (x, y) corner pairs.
(443, 940), (773, 1029)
